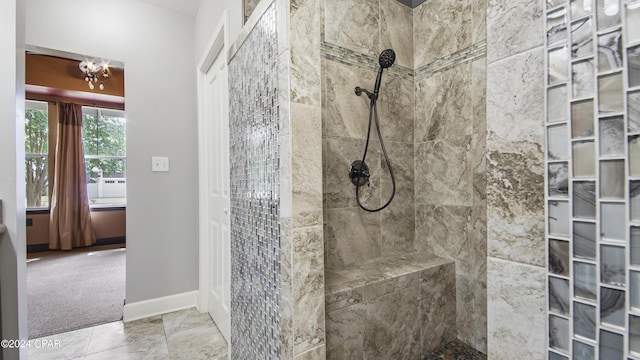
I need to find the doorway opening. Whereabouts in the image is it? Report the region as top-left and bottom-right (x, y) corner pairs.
(23, 46), (127, 339)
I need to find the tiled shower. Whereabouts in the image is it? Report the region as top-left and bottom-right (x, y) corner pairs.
(545, 0), (640, 358)
(321, 0), (487, 354)
(232, 0), (640, 358)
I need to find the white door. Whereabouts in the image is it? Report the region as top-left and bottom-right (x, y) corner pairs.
(203, 53), (231, 341)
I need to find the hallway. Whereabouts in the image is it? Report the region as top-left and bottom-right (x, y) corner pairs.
(27, 308), (227, 360)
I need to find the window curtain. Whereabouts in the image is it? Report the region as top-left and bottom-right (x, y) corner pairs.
(49, 102), (96, 250)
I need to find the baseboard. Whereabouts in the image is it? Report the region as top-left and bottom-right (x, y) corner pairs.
(123, 290), (199, 322)
(27, 237), (126, 253)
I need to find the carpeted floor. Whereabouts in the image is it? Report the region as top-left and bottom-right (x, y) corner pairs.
(27, 246), (126, 339)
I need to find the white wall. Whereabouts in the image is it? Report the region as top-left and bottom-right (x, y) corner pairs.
(25, 0), (199, 303)
(195, 0), (243, 62)
(0, 0), (28, 358)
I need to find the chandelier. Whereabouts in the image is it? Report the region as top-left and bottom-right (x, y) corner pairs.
(79, 60), (109, 90)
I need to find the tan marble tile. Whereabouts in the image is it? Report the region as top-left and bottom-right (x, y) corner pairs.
(325, 285), (363, 313)
(472, 57), (487, 136)
(280, 218), (294, 360)
(471, 134), (487, 208)
(415, 63), (473, 143)
(291, 103), (323, 227)
(456, 275), (476, 348)
(378, 74), (415, 144)
(486, 48), (544, 267)
(86, 316), (165, 355)
(361, 271), (421, 302)
(166, 323), (227, 360)
(486, 48), (544, 145)
(487, 0), (543, 63)
(326, 304), (365, 360)
(415, 204), (473, 278)
(161, 308), (213, 337)
(415, 138), (473, 207)
(323, 136), (381, 209)
(279, 51), (292, 136)
(324, 207), (381, 268)
(293, 225), (326, 354)
(323, 59), (376, 140)
(381, 204), (415, 255)
(472, 0), (487, 43)
(85, 335), (170, 360)
(28, 327), (92, 360)
(486, 141), (545, 267)
(487, 258), (546, 360)
(380, 0), (413, 69)
(281, 134), (293, 219)
(363, 285), (422, 360)
(421, 262), (456, 353)
(381, 142), (414, 206)
(324, 0), (380, 56)
(469, 206), (487, 282)
(414, 0), (472, 68)
(291, 0), (321, 106)
(277, 0), (290, 55)
(294, 344), (326, 360)
(474, 279), (488, 354)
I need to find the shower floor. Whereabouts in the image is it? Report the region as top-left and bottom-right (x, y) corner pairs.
(422, 340), (487, 360)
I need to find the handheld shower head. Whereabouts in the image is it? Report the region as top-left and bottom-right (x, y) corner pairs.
(378, 49), (396, 69)
(373, 49), (395, 99)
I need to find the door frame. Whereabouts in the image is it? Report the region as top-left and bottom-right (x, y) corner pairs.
(196, 9), (229, 316)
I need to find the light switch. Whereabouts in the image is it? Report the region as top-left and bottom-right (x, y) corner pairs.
(152, 157), (169, 172)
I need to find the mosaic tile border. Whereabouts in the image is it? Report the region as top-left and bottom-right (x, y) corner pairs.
(321, 40), (487, 81)
(414, 40), (488, 80)
(321, 41), (414, 81)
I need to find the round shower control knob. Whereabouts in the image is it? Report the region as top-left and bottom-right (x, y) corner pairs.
(349, 160), (370, 187)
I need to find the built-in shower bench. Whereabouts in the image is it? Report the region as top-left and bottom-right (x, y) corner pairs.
(325, 252), (456, 359)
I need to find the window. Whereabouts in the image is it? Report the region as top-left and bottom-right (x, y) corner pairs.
(82, 107), (126, 206)
(24, 102), (126, 209)
(25, 100), (49, 209)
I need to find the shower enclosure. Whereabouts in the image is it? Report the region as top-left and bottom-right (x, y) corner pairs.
(232, 0), (487, 358)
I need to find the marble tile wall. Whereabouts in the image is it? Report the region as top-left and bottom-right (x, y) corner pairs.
(543, 0), (640, 358)
(485, 0), (547, 358)
(319, 0), (488, 354)
(282, 0), (326, 358)
(322, 0), (416, 270)
(412, 0), (487, 352)
(324, 254), (456, 359)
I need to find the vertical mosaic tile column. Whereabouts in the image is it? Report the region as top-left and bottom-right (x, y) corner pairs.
(229, 4), (281, 359)
(545, 0), (640, 358)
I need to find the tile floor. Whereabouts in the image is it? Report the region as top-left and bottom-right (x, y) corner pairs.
(28, 307), (227, 360)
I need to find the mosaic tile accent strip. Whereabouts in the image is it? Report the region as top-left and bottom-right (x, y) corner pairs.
(321, 41), (414, 81)
(415, 40), (488, 80)
(545, 0), (639, 358)
(229, 3), (281, 359)
(321, 40), (487, 82)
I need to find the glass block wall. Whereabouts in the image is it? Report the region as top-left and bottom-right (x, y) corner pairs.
(228, 3), (281, 358)
(545, 0), (640, 358)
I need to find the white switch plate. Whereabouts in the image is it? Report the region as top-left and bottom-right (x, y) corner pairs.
(152, 157), (169, 172)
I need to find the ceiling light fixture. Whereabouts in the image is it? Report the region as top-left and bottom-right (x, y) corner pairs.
(79, 60), (109, 90)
